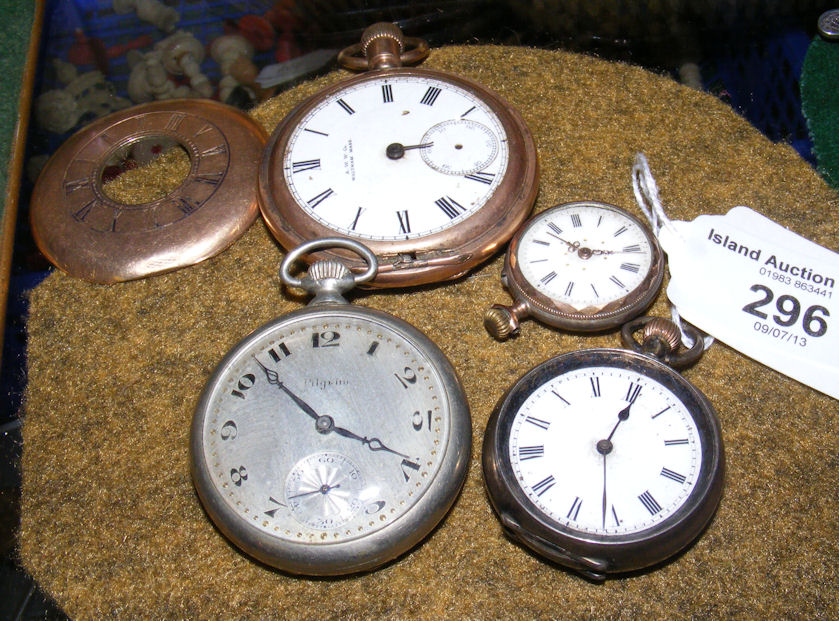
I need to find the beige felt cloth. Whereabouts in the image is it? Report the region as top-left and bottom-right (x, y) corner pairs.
(19, 45), (839, 619)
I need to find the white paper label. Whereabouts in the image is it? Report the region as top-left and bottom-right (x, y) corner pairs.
(659, 206), (839, 400)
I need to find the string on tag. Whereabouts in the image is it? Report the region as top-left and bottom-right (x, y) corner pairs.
(631, 153), (679, 238)
(631, 153), (714, 351)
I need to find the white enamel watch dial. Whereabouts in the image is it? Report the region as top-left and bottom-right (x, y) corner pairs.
(281, 75), (508, 241)
(483, 349), (724, 579)
(191, 239), (471, 575)
(258, 23), (538, 287)
(485, 201), (664, 339)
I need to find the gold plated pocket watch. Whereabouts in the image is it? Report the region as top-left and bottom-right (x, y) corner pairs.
(258, 22), (539, 287)
(190, 239), (471, 575)
(485, 201), (665, 339)
(482, 319), (724, 580)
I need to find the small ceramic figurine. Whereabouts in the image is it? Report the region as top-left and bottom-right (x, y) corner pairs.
(126, 31), (213, 103)
(35, 59), (131, 133)
(113, 0), (178, 32)
(210, 33), (256, 103)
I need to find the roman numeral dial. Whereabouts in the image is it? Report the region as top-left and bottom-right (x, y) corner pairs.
(498, 200), (664, 334)
(277, 74), (511, 245)
(503, 352), (711, 542)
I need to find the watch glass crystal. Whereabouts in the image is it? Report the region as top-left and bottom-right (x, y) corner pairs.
(282, 74), (509, 241)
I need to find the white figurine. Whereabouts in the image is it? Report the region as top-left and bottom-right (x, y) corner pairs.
(210, 34), (255, 102)
(157, 30), (213, 98)
(113, 0), (178, 33)
(126, 30), (214, 103)
(126, 48), (191, 102)
(35, 59), (131, 133)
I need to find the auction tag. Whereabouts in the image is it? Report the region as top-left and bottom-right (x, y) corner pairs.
(658, 206), (839, 400)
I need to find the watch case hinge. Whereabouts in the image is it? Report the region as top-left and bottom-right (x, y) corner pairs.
(499, 512), (609, 581)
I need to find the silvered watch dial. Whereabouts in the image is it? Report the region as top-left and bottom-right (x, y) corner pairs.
(191, 304), (470, 575)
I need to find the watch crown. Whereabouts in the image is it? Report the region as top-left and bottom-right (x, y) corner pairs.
(306, 259), (353, 283)
(484, 305), (519, 341)
(361, 22), (405, 54)
(299, 259), (357, 305)
(621, 315), (706, 370)
(641, 317), (682, 354)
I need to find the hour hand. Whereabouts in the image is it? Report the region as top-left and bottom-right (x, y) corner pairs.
(386, 141), (434, 159)
(329, 422), (411, 460)
(545, 230), (578, 252)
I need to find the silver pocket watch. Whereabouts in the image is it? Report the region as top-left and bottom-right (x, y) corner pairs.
(191, 238), (471, 575)
(483, 317), (724, 579)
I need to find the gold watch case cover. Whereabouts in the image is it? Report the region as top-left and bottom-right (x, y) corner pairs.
(258, 22), (539, 287)
(482, 345), (724, 580)
(485, 200), (665, 339)
(190, 238), (471, 575)
(30, 99), (267, 283)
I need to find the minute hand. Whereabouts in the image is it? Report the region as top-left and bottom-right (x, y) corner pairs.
(254, 357), (318, 421)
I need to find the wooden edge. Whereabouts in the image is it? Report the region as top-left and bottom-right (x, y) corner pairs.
(0, 0), (45, 375)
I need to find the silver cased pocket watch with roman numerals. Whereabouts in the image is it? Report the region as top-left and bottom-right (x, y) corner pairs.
(485, 201), (665, 339)
(190, 239), (471, 575)
(258, 22), (538, 287)
(482, 320), (724, 580)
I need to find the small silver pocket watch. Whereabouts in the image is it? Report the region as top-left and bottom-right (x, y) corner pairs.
(485, 200), (665, 339)
(482, 318), (724, 580)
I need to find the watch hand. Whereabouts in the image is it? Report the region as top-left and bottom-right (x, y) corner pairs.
(606, 403), (632, 442)
(402, 142), (434, 151)
(543, 236), (614, 258)
(595, 436), (614, 530)
(544, 239), (623, 260)
(287, 484), (342, 500)
(329, 422), (411, 459)
(601, 455), (607, 530)
(253, 357), (319, 421)
(545, 231), (578, 252)
(386, 141), (434, 160)
(253, 358), (410, 460)
(594, 401), (630, 524)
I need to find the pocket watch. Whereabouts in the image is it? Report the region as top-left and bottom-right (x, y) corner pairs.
(484, 201), (664, 339)
(190, 238), (471, 575)
(482, 319), (724, 580)
(258, 22), (539, 287)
